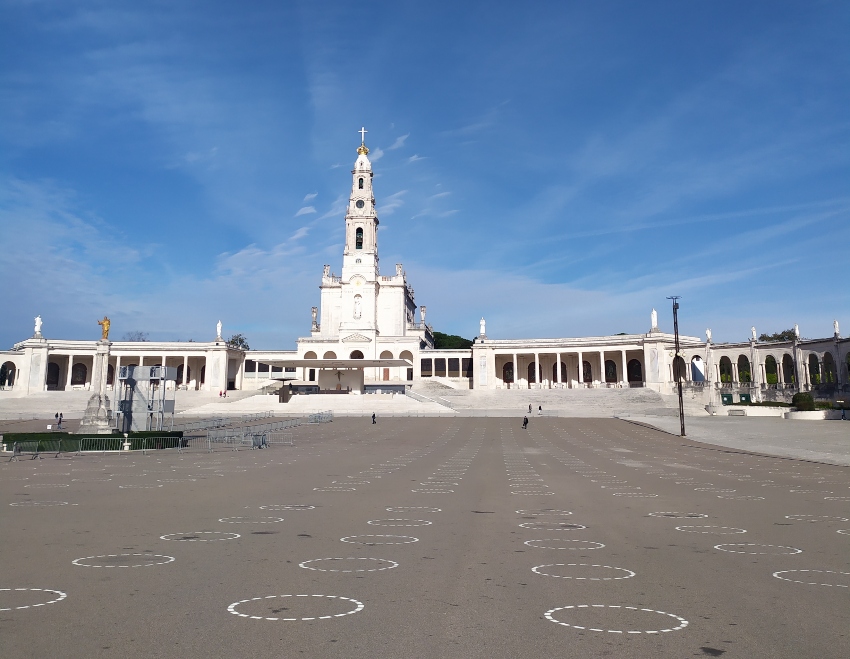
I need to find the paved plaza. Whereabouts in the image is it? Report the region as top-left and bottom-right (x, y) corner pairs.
(2, 417), (849, 658)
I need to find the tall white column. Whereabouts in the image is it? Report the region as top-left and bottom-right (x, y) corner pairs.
(556, 352), (562, 385)
(182, 355), (189, 386)
(513, 353), (518, 389)
(65, 354), (73, 389)
(599, 351), (605, 385)
(115, 355), (122, 390)
(534, 352), (540, 389)
(732, 362), (739, 383)
(620, 350), (627, 386)
(577, 351), (583, 387)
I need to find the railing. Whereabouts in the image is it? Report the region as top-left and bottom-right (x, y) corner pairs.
(307, 411), (333, 423)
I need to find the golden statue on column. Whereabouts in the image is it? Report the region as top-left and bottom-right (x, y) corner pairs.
(97, 316), (111, 340)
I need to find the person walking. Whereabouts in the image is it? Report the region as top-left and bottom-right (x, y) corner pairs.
(538, 405), (542, 415)
(58, 412), (63, 430)
(372, 413), (376, 425)
(528, 404), (532, 414)
(522, 416), (529, 430)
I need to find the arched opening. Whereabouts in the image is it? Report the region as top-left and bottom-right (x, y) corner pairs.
(200, 365), (206, 385)
(605, 360), (618, 383)
(176, 364), (190, 385)
(380, 350), (393, 380)
(380, 350), (393, 359)
(673, 356), (686, 382)
(582, 361), (592, 383)
(355, 227), (363, 249)
(690, 356), (705, 382)
(304, 351), (317, 359)
(627, 359), (643, 383)
(358, 177), (364, 189)
(782, 354), (795, 383)
(808, 354), (820, 385)
(400, 350), (414, 381)
(502, 362), (514, 384)
(71, 362), (87, 386)
(323, 351), (337, 359)
(46, 362), (61, 389)
(350, 350), (364, 359)
(527, 362), (542, 384)
(107, 364), (115, 386)
(823, 352), (837, 384)
(765, 356), (778, 384)
(552, 361), (567, 382)
(719, 356), (733, 383)
(0, 362), (15, 387)
(737, 355), (751, 383)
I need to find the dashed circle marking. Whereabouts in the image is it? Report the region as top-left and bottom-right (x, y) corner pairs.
(367, 519), (432, 527)
(386, 507), (441, 513)
(544, 604), (688, 633)
(9, 501), (75, 507)
(714, 544), (802, 555)
(260, 505), (314, 511)
(516, 509), (572, 516)
(532, 564), (635, 580)
(519, 522), (587, 531)
(648, 512), (708, 519)
(772, 570), (850, 588)
(0, 588), (67, 611)
(72, 553), (175, 568)
(785, 515), (849, 523)
(160, 531), (240, 542)
(119, 484), (163, 489)
(339, 535), (419, 545)
(219, 517), (284, 524)
(23, 483), (69, 488)
(524, 539), (605, 550)
(717, 495), (765, 500)
(313, 487), (355, 492)
(227, 594), (364, 621)
(298, 558), (398, 572)
(675, 526), (746, 534)
(612, 493), (658, 497)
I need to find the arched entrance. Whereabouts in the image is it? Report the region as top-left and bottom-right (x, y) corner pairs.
(0, 362), (15, 388)
(323, 351), (337, 359)
(527, 362), (542, 384)
(176, 364), (190, 386)
(673, 356), (686, 382)
(400, 350), (414, 381)
(582, 361), (592, 383)
(737, 355), (751, 383)
(719, 356), (733, 383)
(107, 364), (115, 386)
(823, 353), (837, 384)
(350, 350), (364, 359)
(782, 354), (795, 383)
(552, 361), (567, 383)
(604, 360), (617, 383)
(690, 356), (705, 382)
(765, 356), (778, 384)
(502, 362), (514, 384)
(380, 350), (393, 381)
(46, 362), (61, 389)
(627, 359), (643, 384)
(808, 354), (820, 385)
(71, 363), (87, 386)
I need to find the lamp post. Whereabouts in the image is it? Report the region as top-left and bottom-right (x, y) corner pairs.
(667, 296), (686, 437)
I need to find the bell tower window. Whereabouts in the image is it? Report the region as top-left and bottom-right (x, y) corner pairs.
(355, 227), (363, 249)
(358, 177), (364, 189)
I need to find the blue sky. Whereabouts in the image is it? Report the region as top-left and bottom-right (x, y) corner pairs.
(1, 0), (848, 349)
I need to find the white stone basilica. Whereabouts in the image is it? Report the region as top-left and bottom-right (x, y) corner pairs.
(1, 132), (848, 408)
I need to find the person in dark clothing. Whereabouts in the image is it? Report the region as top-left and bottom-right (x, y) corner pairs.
(372, 413), (376, 424)
(528, 404), (532, 413)
(522, 416), (529, 429)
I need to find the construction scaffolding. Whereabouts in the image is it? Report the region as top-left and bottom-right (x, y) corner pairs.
(117, 365), (178, 433)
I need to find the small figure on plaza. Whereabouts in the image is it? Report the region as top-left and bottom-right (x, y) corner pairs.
(705, 328), (712, 343)
(34, 315), (42, 337)
(97, 316), (111, 340)
(216, 320), (222, 339)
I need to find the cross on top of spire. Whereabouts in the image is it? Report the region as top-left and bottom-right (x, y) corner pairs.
(356, 126), (369, 155)
(358, 126), (367, 144)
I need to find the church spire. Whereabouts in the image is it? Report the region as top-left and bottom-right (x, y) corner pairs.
(342, 127), (379, 276)
(357, 126), (369, 155)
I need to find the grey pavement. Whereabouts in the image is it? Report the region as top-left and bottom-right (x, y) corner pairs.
(1, 418), (849, 658)
(622, 414), (850, 466)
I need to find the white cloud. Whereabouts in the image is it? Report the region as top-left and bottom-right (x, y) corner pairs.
(370, 147), (384, 162)
(378, 190), (407, 216)
(408, 154), (425, 163)
(290, 226), (310, 240)
(388, 134), (409, 150)
(303, 192), (318, 202)
(295, 206), (317, 217)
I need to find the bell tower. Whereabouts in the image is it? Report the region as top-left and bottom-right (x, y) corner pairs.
(342, 127), (379, 280)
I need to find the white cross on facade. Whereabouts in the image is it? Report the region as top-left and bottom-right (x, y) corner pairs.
(359, 126), (367, 143)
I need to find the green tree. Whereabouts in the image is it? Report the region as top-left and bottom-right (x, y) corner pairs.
(758, 329), (797, 342)
(433, 331), (473, 349)
(226, 333), (250, 350)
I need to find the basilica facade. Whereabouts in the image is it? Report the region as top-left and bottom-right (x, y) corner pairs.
(2, 135), (848, 404)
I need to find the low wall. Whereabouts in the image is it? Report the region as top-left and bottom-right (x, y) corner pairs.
(784, 410), (844, 420)
(724, 406), (786, 417)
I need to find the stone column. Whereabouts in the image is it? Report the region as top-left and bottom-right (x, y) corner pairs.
(599, 351), (605, 386)
(620, 350), (627, 386)
(78, 340), (114, 435)
(534, 352), (540, 389)
(115, 355), (122, 391)
(512, 352), (518, 389)
(65, 354), (74, 389)
(732, 362), (739, 383)
(182, 355), (189, 387)
(577, 351), (583, 387)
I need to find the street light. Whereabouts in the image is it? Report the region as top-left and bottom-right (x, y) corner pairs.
(667, 296), (686, 437)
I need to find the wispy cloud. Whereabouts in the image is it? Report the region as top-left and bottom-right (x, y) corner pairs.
(370, 147), (384, 162)
(408, 154), (425, 163)
(379, 190), (407, 215)
(295, 206), (316, 217)
(388, 133), (409, 150)
(303, 192), (317, 202)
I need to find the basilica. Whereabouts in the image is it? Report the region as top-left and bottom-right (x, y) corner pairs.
(1, 134), (847, 406)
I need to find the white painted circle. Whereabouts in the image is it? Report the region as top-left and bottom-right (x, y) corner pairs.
(386, 507), (441, 513)
(367, 519), (432, 527)
(532, 564), (635, 580)
(825, 497), (850, 501)
(524, 539), (605, 550)
(785, 514), (849, 523)
(512, 491), (554, 495)
(544, 604), (688, 633)
(837, 529), (849, 535)
(313, 487), (355, 492)
(694, 488), (736, 492)
(260, 505), (314, 511)
(516, 509), (572, 516)
(717, 495), (765, 500)
(299, 558), (398, 572)
(9, 501), (73, 507)
(119, 484), (163, 489)
(72, 553), (175, 568)
(0, 588), (67, 611)
(23, 483), (68, 488)
(227, 594), (364, 621)
(772, 570), (850, 588)
(714, 544), (802, 555)
(160, 532), (240, 541)
(411, 489), (453, 493)
(157, 479), (196, 483)
(339, 535), (419, 545)
(648, 512), (708, 519)
(219, 517), (284, 524)
(675, 526), (747, 534)
(612, 492), (658, 497)
(519, 522), (587, 531)
(72, 478), (112, 482)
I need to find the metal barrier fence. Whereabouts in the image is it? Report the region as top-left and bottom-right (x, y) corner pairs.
(307, 411), (334, 423)
(267, 432), (293, 446)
